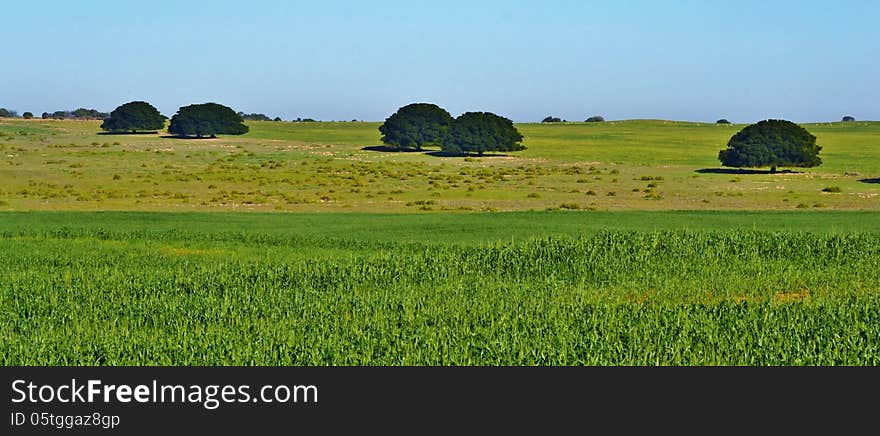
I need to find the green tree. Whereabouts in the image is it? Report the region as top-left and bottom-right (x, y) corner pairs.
(168, 103), (249, 138)
(237, 112), (272, 121)
(718, 119), (821, 173)
(71, 108), (109, 119)
(842, 116), (856, 122)
(445, 112), (525, 156)
(101, 101), (166, 133)
(585, 116), (605, 123)
(379, 103), (453, 150)
(542, 116), (562, 123)
(22, 112), (33, 119)
(0, 108), (15, 118)
(716, 119), (731, 124)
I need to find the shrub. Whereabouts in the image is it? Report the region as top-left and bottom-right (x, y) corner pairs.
(716, 119), (731, 124)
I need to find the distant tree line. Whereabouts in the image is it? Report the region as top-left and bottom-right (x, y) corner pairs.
(541, 115), (605, 123)
(38, 108), (110, 120)
(0, 108), (19, 118)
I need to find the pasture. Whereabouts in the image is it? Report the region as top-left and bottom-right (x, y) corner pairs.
(1, 118), (878, 212)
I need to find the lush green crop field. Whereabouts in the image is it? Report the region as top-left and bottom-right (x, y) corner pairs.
(1, 118), (878, 212)
(2, 212), (879, 365)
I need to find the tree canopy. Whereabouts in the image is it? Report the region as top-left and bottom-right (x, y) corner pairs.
(22, 112), (33, 119)
(72, 108), (109, 119)
(0, 108), (17, 118)
(842, 116), (856, 122)
(238, 112), (273, 121)
(585, 116), (605, 123)
(542, 116), (562, 123)
(718, 119), (821, 172)
(445, 112), (525, 156)
(716, 119), (731, 124)
(101, 101), (166, 133)
(378, 103), (453, 150)
(167, 103), (249, 138)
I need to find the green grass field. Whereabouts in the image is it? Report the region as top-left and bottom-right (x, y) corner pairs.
(2, 119), (879, 365)
(2, 212), (879, 365)
(1, 118), (878, 212)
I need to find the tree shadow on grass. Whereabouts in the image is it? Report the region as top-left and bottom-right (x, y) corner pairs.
(97, 131), (160, 135)
(159, 135), (217, 140)
(361, 145), (424, 153)
(859, 178), (880, 184)
(695, 168), (801, 175)
(424, 151), (509, 158)
(361, 145), (510, 157)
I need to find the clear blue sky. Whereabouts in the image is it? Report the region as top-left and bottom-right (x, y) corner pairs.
(3, 0), (877, 123)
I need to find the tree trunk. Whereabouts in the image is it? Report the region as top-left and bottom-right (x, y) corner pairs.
(770, 166), (777, 174)
(478, 150), (484, 157)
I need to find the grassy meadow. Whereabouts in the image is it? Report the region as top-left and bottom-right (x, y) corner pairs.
(1, 118), (878, 212)
(2, 118), (879, 365)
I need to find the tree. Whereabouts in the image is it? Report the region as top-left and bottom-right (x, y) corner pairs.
(100, 101), (165, 133)
(167, 103), (249, 138)
(379, 103), (453, 150)
(237, 112), (272, 121)
(0, 108), (16, 118)
(41, 112), (50, 119)
(542, 116), (562, 123)
(585, 116), (605, 122)
(444, 112), (525, 156)
(842, 116), (856, 122)
(72, 108), (109, 119)
(22, 112), (33, 119)
(718, 119), (821, 173)
(273, 117), (283, 122)
(716, 119), (731, 124)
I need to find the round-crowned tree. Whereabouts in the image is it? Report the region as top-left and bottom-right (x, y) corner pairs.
(716, 119), (731, 124)
(585, 116), (605, 123)
(842, 116), (856, 122)
(444, 112), (525, 156)
(542, 116), (562, 123)
(378, 103), (453, 150)
(101, 101), (166, 133)
(718, 119), (821, 173)
(168, 103), (249, 138)
(22, 112), (34, 119)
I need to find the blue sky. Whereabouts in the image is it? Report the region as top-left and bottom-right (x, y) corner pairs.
(3, 0), (877, 123)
